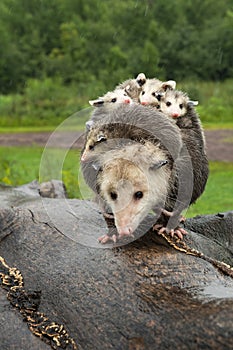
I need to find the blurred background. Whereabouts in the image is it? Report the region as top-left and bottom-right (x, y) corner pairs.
(0, 0), (232, 215)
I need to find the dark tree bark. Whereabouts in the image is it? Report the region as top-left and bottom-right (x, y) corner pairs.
(0, 183), (233, 350)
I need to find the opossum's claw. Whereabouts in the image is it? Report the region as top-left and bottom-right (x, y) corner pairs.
(152, 223), (164, 231)
(153, 224), (187, 240)
(98, 234), (117, 244)
(174, 227), (188, 239)
(172, 227), (187, 239)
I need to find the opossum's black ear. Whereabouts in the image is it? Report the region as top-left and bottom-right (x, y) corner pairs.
(97, 134), (107, 143)
(161, 80), (176, 91)
(188, 100), (199, 107)
(136, 73), (146, 87)
(89, 99), (104, 107)
(149, 160), (168, 171)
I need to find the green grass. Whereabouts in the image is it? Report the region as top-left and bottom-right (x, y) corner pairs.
(186, 162), (233, 217)
(0, 146), (232, 217)
(0, 146), (86, 199)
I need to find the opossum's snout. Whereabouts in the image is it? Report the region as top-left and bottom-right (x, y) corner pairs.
(81, 145), (94, 162)
(117, 225), (134, 238)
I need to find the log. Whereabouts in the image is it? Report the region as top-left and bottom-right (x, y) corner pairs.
(0, 182), (233, 350)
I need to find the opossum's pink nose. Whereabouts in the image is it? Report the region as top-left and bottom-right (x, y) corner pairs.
(118, 226), (133, 237)
(172, 113), (179, 118)
(124, 99), (131, 104)
(81, 153), (87, 162)
(141, 101), (148, 105)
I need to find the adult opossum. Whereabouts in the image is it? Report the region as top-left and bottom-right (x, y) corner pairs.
(81, 104), (201, 242)
(139, 78), (176, 107)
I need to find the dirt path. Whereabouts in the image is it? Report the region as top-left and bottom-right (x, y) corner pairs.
(0, 129), (232, 162)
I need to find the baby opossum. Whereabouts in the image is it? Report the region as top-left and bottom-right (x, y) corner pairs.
(89, 89), (132, 108)
(139, 78), (176, 107)
(157, 89), (208, 205)
(116, 73), (146, 100)
(87, 89), (133, 130)
(81, 104), (198, 242)
(158, 89), (198, 119)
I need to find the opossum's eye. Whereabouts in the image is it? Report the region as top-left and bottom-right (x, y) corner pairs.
(179, 104), (183, 109)
(134, 191), (143, 200)
(166, 101), (171, 107)
(152, 92), (156, 97)
(110, 191), (118, 201)
(141, 91), (145, 95)
(89, 145), (94, 150)
(156, 105), (160, 109)
(111, 98), (117, 103)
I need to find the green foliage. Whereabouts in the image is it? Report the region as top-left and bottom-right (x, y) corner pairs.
(0, 0), (232, 94)
(178, 79), (233, 125)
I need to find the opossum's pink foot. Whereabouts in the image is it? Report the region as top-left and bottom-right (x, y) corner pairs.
(98, 234), (117, 244)
(169, 227), (187, 240)
(153, 224), (187, 240)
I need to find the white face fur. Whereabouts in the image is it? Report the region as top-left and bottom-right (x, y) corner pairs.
(139, 79), (176, 107)
(159, 91), (188, 118)
(89, 89), (132, 107)
(98, 143), (170, 237)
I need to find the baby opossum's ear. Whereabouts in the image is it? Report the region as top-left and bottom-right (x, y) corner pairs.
(155, 92), (164, 101)
(161, 80), (176, 91)
(136, 73), (146, 87)
(125, 85), (131, 94)
(188, 100), (199, 107)
(149, 160), (168, 171)
(89, 99), (105, 107)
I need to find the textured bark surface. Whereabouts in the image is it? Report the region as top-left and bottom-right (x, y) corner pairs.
(0, 183), (233, 350)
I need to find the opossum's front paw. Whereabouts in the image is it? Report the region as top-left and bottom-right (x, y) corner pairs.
(98, 234), (118, 244)
(168, 227), (187, 239)
(153, 224), (187, 240)
(98, 230), (135, 244)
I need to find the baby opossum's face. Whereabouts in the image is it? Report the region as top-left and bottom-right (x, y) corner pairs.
(89, 89), (132, 107)
(81, 129), (107, 162)
(139, 79), (176, 107)
(159, 91), (188, 118)
(98, 156), (169, 238)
